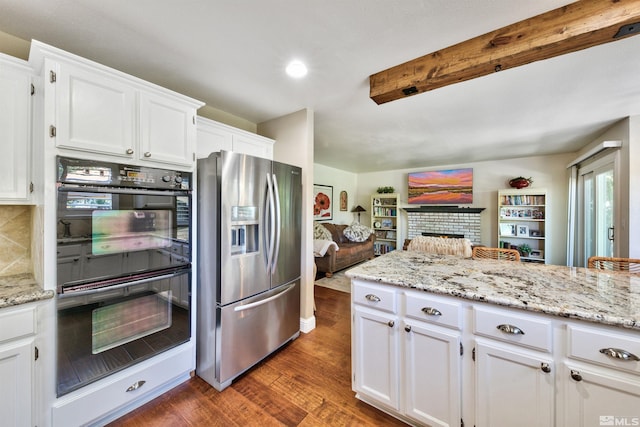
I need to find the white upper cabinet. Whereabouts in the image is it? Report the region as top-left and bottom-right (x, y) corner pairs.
(196, 116), (274, 160)
(29, 40), (203, 169)
(0, 53), (32, 202)
(52, 59), (136, 159)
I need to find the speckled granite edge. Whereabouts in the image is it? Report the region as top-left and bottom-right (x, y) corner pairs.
(346, 251), (640, 331)
(0, 273), (54, 309)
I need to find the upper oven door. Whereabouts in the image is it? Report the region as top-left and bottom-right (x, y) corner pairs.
(56, 187), (191, 291)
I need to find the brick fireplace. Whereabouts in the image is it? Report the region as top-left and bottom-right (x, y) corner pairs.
(405, 206), (485, 245)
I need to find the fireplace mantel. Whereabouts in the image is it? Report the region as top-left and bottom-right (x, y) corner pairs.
(403, 206), (485, 214)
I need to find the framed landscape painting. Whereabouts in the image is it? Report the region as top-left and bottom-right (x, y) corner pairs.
(313, 184), (333, 220)
(408, 168), (473, 204)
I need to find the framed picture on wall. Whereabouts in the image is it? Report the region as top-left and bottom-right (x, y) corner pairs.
(313, 184), (333, 221)
(339, 190), (348, 211)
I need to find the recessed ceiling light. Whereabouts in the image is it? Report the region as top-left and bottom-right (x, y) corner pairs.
(286, 60), (307, 78)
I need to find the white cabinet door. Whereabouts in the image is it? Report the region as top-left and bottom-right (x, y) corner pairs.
(232, 132), (273, 160)
(562, 363), (640, 427)
(0, 338), (33, 427)
(475, 341), (554, 427)
(53, 60), (136, 158)
(196, 117), (232, 158)
(0, 55), (32, 201)
(403, 320), (461, 427)
(352, 305), (399, 410)
(139, 91), (196, 167)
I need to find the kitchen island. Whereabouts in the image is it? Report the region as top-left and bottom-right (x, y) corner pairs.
(346, 251), (640, 427)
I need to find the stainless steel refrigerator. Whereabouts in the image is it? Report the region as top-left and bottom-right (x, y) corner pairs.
(196, 151), (302, 391)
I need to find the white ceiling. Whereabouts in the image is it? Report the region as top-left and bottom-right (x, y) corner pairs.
(2, 0), (640, 173)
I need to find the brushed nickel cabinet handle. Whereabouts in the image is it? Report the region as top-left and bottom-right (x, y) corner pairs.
(404, 325), (412, 332)
(365, 294), (381, 302)
(570, 370), (582, 382)
(497, 324), (525, 335)
(387, 320), (395, 328)
(599, 348), (640, 361)
(126, 380), (146, 392)
(144, 152), (152, 157)
(540, 362), (551, 373)
(422, 307), (442, 316)
(126, 148), (134, 155)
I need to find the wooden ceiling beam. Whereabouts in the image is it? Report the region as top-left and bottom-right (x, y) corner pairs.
(370, 0), (640, 104)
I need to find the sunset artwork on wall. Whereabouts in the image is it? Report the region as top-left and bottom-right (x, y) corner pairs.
(408, 168), (473, 204)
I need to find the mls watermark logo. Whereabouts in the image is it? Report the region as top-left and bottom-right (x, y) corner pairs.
(600, 415), (640, 426)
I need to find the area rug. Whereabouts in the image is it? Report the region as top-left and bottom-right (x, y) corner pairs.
(314, 270), (351, 293)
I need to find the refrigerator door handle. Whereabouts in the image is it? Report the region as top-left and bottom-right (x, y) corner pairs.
(265, 173), (276, 274)
(271, 173), (281, 272)
(233, 283), (296, 312)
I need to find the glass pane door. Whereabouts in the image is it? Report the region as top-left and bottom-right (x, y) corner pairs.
(580, 160), (614, 264)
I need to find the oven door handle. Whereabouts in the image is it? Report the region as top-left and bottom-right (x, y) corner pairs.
(58, 270), (187, 298)
(57, 185), (189, 197)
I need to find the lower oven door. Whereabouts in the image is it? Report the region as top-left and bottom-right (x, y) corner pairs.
(56, 267), (191, 397)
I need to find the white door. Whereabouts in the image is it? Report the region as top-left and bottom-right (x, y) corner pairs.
(576, 153), (616, 265)
(0, 56), (31, 201)
(139, 91), (196, 167)
(0, 338), (33, 427)
(53, 60), (136, 158)
(403, 320), (461, 427)
(475, 341), (554, 427)
(562, 363), (640, 427)
(352, 305), (399, 410)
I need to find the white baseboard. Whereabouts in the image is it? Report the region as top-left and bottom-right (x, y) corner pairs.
(300, 315), (316, 333)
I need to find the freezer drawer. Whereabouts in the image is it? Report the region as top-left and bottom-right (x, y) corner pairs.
(217, 281), (300, 388)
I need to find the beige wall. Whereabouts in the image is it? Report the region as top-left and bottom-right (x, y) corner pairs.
(0, 30), (29, 59)
(313, 164), (359, 225)
(258, 109), (316, 331)
(0, 205), (32, 276)
(316, 152), (574, 266)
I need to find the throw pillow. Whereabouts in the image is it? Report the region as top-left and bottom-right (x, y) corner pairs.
(343, 223), (373, 242)
(313, 222), (332, 240)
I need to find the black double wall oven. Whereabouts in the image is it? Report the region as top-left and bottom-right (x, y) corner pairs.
(55, 156), (192, 397)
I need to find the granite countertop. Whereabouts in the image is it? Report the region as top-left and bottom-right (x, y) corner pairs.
(0, 273), (54, 309)
(346, 250), (640, 330)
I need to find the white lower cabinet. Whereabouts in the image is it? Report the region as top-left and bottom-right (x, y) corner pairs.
(475, 341), (554, 427)
(403, 320), (461, 427)
(352, 279), (640, 427)
(0, 305), (37, 427)
(52, 342), (193, 427)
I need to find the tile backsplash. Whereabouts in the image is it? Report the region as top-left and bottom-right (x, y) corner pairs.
(0, 205), (32, 276)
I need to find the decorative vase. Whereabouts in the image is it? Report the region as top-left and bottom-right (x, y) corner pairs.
(509, 177), (531, 189)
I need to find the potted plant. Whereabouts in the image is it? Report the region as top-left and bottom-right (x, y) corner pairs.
(518, 243), (532, 257)
(508, 176), (533, 189)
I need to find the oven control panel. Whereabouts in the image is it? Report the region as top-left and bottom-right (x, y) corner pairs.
(57, 156), (191, 190)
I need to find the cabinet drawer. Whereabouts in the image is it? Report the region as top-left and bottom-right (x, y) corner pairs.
(404, 290), (461, 330)
(473, 306), (552, 352)
(567, 325), (640, 375)
(352, 280), (397, 314)
(57, 243), (83, 257)
(52, 344), (192, 426)
(0, 306), (36, 343)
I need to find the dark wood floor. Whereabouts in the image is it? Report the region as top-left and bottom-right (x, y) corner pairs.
(108, 285), (407, 426)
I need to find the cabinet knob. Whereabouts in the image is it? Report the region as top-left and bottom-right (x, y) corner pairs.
(540, 362), (551, 373)
(570, 370), (582, 382)
(365, 294), (381, 302)
(404, 325), (412, 332)
(144, 152), (152, 157)
(126, 148), (134, 155)
(387, 320), (395, 328)
(422, 307), (442, 316)
(496, 324), (525, 335)
(599, 347), (640, 362)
